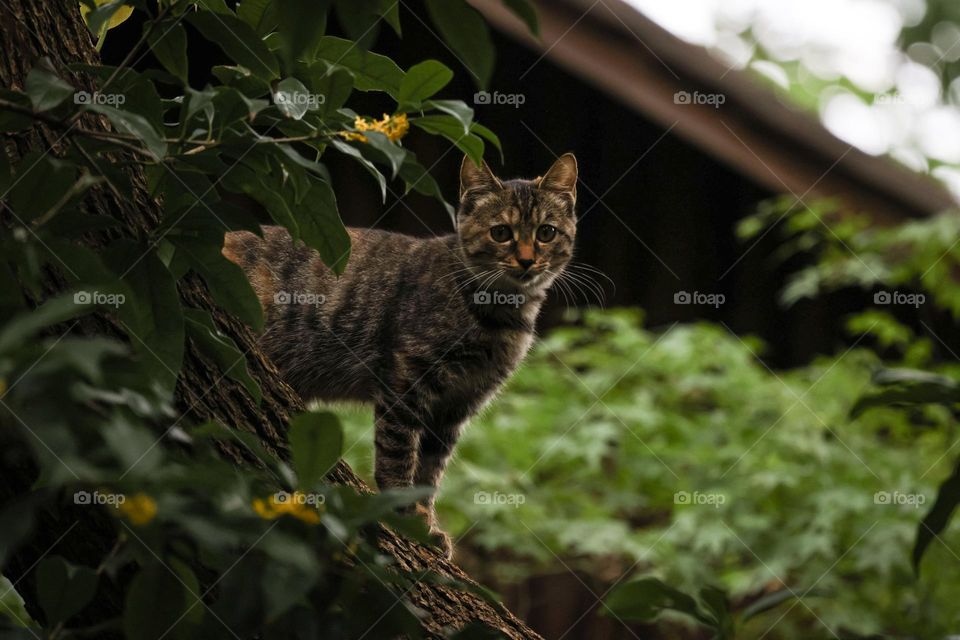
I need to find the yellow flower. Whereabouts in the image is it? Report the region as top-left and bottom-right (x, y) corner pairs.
(79, 0), (134, 30)
(338, 113), (409, 144)
(115, 492), (157, 526)
(251, 492), (321, 525)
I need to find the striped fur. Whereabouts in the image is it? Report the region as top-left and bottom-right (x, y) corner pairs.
(223, 154), (578, 557)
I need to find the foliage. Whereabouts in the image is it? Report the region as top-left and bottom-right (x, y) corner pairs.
(339, 305), (960, 638)
(0, 0), (538, 637)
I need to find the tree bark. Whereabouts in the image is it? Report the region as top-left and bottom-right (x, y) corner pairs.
(0, 2), (541, 638)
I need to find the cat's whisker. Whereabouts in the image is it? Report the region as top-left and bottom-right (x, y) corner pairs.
(560, 267), (607, 304)
(566, 273), (605, 306)
(546, 269), (574, 308)
(557, 269), (605, 307)
(450, 269), (493, 296)
(566, 262), (616, 291)
(436, 265), (477, 284)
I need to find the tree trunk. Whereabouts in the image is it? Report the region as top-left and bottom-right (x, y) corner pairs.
(0, 2), (541, 637)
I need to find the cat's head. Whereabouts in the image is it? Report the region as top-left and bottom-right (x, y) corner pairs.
(456, 153), (578, 291)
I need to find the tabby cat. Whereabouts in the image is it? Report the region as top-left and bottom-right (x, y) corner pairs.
(223, 154), (578, 557)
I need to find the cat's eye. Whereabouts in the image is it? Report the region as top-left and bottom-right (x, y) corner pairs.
(536, 224), (558, 242)
(490, 225), (513, 243)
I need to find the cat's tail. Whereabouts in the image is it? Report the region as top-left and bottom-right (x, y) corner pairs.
(222, 230), (278, 312)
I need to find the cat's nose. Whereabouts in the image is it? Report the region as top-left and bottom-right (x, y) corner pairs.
(517, 258), (535, 271)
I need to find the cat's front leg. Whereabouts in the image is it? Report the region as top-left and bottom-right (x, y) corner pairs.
(414, 424), (462, 559)
(373, 402), (454, 557)
(373, 404), (420, 491)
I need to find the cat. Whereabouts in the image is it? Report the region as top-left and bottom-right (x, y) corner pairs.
(223, 153), (578, 558)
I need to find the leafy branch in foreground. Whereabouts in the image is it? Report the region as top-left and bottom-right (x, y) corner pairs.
(1, 0), (538, 637)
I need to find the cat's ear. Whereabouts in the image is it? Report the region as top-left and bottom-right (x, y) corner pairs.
(538, 153), (577, 200)
(460, 155), (502, 199)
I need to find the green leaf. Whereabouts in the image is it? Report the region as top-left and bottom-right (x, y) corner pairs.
(123, 560), (202, 640)
(424, 99), (473, 134)
(289, 411), (344, 490)
(399, 60), (453, 108)
(698, 586), (734, 640)
(303, 63), (354, 118)
(604, 577), (714, 627)
(105, 241), (185, 393)
(36, 556), (98, 625)
(236, 0), (277, 35)
(0, 294), (88, 355)
(503, 0), (540, 37)
(7, 153), (77, 222)
(361, 130), (405, 179)
(84, 1), (130, 37)
(741, 588), (809, 621)
(24, 60), (74, 112)
(379, 0), (402, 35)
(914, 460), (960, 572)
(85, 103), (167, 159)
(276, 0), (331, 66)
(412, 114), (484, 166)
(146, 20), (188, 83)
(273, 76), (316, 120)
(184, 308), (262, 403)
(170, 236), (264, 331)
(298, 178), (351, 275)
(424, 0), (495, 89)
(315, 36), (404, 97)
(851, 368), (960, 417)
(220, 162), (301, 241)
(0, 90), (34, 132)
(470, 122), (503, 162)
(397, 149), (456, 224)
(329, 138), (387, 201)
(187, 10), (280, 81)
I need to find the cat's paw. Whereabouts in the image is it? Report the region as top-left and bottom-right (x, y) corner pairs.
(429, 526), (453, 560)
(413, 503), (453, 559)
